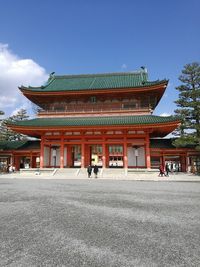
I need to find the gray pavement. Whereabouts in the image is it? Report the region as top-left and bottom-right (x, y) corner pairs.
(1, 170), (200, 182)
(0, 178), (200, 266)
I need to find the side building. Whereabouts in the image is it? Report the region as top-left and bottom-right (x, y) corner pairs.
(2, 69), (199, 173)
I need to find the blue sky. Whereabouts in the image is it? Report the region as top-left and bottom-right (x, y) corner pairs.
(0, 0), (199, 117)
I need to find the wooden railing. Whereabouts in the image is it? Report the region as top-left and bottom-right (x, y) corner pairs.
(38, 102), (152, 115)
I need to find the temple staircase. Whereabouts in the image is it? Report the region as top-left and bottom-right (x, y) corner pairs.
(55, 168), (127, 179)
(37, 168), (157, 179)
(53, 168), (80, 178)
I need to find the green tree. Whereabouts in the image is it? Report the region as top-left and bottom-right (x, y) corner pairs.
(173, 62), (200, 150)
(0, 110), (5, 140)
(11, 108), (29, 121)
(0, 109), (29, 141)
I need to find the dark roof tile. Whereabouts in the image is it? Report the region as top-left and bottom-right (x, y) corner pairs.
(11, 115), (178, 127)
(21, 71), (167, 92)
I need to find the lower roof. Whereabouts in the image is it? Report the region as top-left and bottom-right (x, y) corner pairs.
(0, 139), (193, 151)
(0, 140), (40, 151)
(10, 115), (178, 127)
(7, 115), (180, 138)
(0, 141), (27, 150)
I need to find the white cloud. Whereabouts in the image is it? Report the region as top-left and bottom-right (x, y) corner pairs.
(10, 103), (30, 116)
(0, 43), (48, 115)
(121, 64), (127, 70)
(0, 96), (17, 108)
(160, 112), (171, 117)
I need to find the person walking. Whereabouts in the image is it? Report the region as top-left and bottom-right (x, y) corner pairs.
(158, 164), (165, 177)
(165, 163), (170, 176)
(87, 164), (92, 178)
(93, 165), (99, 178)
(170, 162), (174, 174)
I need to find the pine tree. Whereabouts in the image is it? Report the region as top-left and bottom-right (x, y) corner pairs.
(0, 118), (15, 141)
(11, 108), (29, 121)
(0, 109), (29, 141)
(173, 62), (200, 150)
(0, 110), (5, 140)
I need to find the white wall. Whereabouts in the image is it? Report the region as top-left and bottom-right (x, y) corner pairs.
(44, 146), (67, 167)
(128, 146), (145, 167)
(44, 146), (50, 167)
(50, 147), (60, 166)
(64, 147), (67, 167)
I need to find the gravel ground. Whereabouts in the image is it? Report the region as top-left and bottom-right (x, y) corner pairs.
(0, 178), (200, 267)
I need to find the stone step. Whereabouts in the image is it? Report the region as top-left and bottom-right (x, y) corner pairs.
(54, 168), (79, 177)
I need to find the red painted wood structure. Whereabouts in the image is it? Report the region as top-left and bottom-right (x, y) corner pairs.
(5, 69), (198, 172)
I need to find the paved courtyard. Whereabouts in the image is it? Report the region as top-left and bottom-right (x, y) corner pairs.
(0, 178), (200, 267)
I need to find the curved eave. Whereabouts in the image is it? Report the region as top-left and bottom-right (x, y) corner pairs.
(7, 120), (180, 138)
(19, 81), (168, 95)
(19, 81), (168, 109)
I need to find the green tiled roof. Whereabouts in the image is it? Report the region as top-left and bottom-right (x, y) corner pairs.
(20, 70), (167, 92)
(0, 141), (27, 150)
(150, 138), (196, 149)
(0, 139), (193, 151)
(150, 139), (176, 148)
(16, 140), (40, 150)
(10, 115), (179, 127)
(0, 140), (40, 151)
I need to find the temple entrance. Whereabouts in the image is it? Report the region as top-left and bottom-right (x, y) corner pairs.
(71, 145), (81, 167)
(89, 145), (103, 167)
(19, 156), (31, 169)
(127, 146), (145, 168)
(108, 145), (123, 167)
(164, 156), (182, 172)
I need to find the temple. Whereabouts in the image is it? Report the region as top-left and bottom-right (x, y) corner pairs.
(2, 68), (199, 173)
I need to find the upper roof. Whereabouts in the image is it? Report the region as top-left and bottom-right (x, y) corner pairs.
(20, 69), (168, 92)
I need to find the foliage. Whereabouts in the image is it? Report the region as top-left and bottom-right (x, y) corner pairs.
(0, 109), (29, 141)
(173, 62), (200, 151)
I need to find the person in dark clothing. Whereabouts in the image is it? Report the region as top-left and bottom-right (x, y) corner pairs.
(87, 165), (92, 178)
(170, 162), (174, 173)
(158, 164), (165, 177)
(93, 165), (99, 178)
(165, 163), (170, 176)
(20, 162), (24, 169)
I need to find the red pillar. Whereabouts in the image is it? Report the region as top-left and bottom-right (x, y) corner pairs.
(181, 155), (186, 172)
(102, 140), (106, 168)
(40, 135), (44, 168)
(49, 145), (52, 167)
(123, 138), (128, 169)
(105, 145), (109, 167)
(185, 153), (188, 172)
(67, 146), (72, 167)
(14, 155), (20, 171)
(30, 152), (33, 168)
(145, 132), (151, 169)
(60, 136), (64, 168)
(81, 141), (85, 168)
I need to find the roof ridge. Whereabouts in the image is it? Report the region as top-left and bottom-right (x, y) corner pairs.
(54, 70), (147, 79)
(30, 114), (175, 121)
